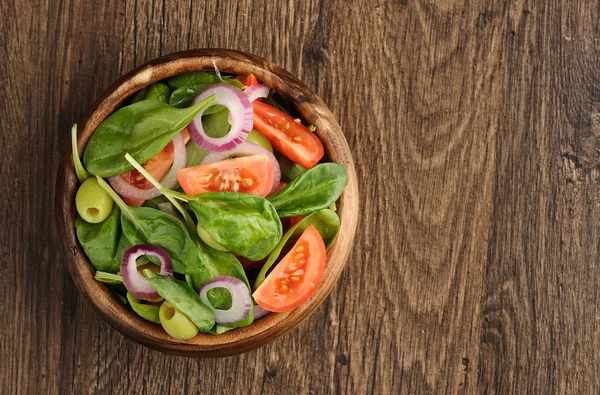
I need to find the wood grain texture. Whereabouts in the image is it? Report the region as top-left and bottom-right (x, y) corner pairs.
(2, 0), (600, 393)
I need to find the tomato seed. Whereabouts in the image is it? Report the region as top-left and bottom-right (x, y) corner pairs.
(295, 253), (304, 259)
(296, 245), (304, 252)
(291, 276), (300, 281)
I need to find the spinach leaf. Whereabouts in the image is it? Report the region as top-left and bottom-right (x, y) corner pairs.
(75, 205), (121, 273)
(169, 84), (211, 108)
(185, 140), (207, 167)
(167, 71), (222, 89)
(126, 292), (160, 324)
(71, 124), (90, 182)
(83, 95), (214, 177)
(254, 209), (340, 290)
(113, 291), (128, 305)
(145, 82), (170, 103)
(121, 206), (202, 274)
(207, 288), (232, 309)
(143, 271), (215, 332)
(184, 192), (282, 261)
(142, 194), (171, 210)
(278, 156), (307, 180)
(96, 177), (203, 274)
(131, 86), (148, 103)
(267, 163), (348, 218)
(202, 109), (231, 138)
(94, 271), (123, 285)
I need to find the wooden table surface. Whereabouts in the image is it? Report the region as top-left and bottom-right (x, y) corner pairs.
(2, 0), (600, 393)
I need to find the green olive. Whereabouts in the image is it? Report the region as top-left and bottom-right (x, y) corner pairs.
(245, 129), (273, 152)
(197, 225), (228, 251)
(75, 178), (114, 223)
(159, 301), (199, 340)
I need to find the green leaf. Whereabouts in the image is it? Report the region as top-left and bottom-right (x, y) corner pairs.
(112, 291), (128, 305)
(278, 156), (307, 180)
(201, 108), (231, 138)
(167, 71), (222, 89)
(130, 87), (148, 103)
(83, 96), (214, 177)
(126, 292), (160, 324)
(169, 84), (212, 108)
(71, 124), (90, 182)
(120, 206), (202, 274)
(75, 205), (121, 273)
(185, 140), (208, 167)
(145, 82), (171, 103)
(185, 192), (283, 261)
(143, 271), (215, 332)
(254, 209), (340, 290)
(267, 163), (348, 217)
(94, 271), (123, 285)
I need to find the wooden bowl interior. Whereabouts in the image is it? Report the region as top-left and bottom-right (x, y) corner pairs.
(55, 49), (359, 357)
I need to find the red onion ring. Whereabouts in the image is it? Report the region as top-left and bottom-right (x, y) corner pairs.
(253, 304), (270, 320)
(188, 83), (253, 152)
(244, 84), (270, 102)
(198, 276), (252, 324)
(201, 142), (281, 193)
(121, 244), (173, 300)
(109, 133), (186, 200)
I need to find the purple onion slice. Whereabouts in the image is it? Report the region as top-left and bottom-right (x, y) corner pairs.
(121, 244), (173, 300)
(244, 84), (270, 102)
(188, 83), (253, 152)
(198, 276), (252, 324)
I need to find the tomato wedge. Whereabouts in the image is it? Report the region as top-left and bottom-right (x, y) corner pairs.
(120, 129), (190, 206)
(253, 225), (327, 313)
(252, 101), (324, 169)
(236, 74), (259, 87)
(177, 155), (274, 197)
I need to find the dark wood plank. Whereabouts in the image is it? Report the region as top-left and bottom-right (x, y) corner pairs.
(2, 0), (600, 393)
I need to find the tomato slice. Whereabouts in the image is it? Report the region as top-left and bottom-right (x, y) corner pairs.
(252, 102), (324, 169)
(253, 225), (327, 313)
(236, 74), (259, 87)
(120, 128), (190, 206)
(177, 155), (274, 197)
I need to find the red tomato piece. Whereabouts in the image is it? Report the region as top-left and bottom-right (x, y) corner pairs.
(235, 74), (259, 87)
(252, 101), (324, 169)
(177, 155), (274, 197)
(253, 225), (327, 313)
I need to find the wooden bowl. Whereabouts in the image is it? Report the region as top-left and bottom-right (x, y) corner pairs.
(55, 49), (359, 357)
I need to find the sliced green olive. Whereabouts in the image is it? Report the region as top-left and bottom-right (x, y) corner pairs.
(197, 224), (228, 251)
(75, 177), (114, 223)
(159, 301), (199, 339)
(245, 129), (273, 152)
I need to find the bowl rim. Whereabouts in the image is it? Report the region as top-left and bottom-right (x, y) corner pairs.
(55, 48), (359, 357)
